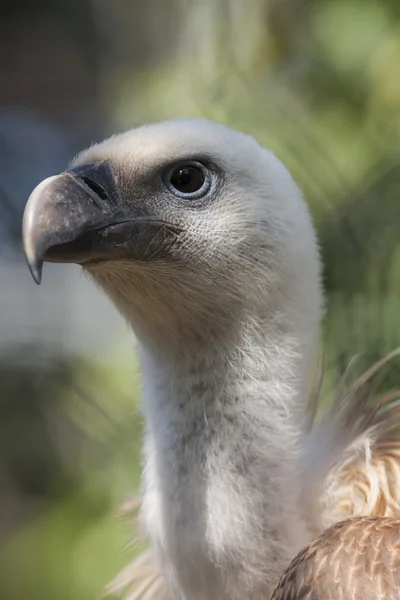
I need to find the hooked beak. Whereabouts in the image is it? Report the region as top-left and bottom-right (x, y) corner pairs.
(22, 161), (178, 284)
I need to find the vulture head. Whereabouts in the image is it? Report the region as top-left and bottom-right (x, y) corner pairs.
(23, 119), (321, 352)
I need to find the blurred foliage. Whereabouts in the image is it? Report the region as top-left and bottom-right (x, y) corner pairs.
(1, 0), (400, 598)
(0, 345), (142, 599)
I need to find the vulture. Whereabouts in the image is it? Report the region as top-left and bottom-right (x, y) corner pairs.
(22, 119), (400, 600)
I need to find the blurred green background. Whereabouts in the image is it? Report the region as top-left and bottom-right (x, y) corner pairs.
(0, 0), (399, 598)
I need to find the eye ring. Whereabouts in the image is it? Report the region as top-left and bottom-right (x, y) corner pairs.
(163, 162), (211, 199)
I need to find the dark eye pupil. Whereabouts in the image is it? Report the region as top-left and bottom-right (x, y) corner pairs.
(170, 165), (205, 194)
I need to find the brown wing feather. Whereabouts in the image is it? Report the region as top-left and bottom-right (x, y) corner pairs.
(271, 516), (400, 600)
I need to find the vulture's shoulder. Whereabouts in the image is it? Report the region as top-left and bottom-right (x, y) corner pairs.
(271, 516), (400, 599)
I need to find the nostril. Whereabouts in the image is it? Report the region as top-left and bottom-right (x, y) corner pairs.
(80, 177), (108, 201)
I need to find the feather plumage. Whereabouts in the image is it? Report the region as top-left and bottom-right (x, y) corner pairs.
(271, 516), (400, 600)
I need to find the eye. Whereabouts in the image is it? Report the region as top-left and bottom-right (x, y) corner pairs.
(164, 163), (210, 197)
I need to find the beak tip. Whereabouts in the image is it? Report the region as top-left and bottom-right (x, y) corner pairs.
(26, 256), (43, 285)
(22, 238), (42, 284)
(31, 266), (43, 285)
(23, 240), (43, 284)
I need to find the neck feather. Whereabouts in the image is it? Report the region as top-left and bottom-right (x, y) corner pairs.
(137, 311), (317, 600)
